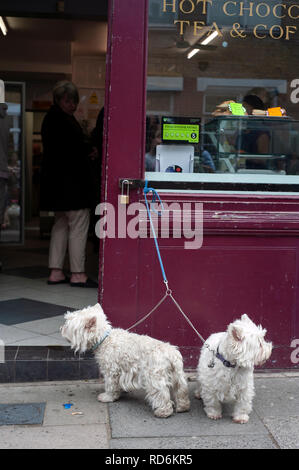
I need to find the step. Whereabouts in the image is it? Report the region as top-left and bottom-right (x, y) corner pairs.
(0, 346), (99, 383)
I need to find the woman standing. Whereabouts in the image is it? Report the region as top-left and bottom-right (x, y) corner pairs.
(40, 81), (97, 287)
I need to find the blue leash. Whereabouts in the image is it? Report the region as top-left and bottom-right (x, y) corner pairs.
(143, 180), (168, 287)
(141, 180), (207, 347)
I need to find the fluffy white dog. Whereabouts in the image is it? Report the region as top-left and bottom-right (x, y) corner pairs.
(61, 303), (190, 418)
(195, 314), (272, 424)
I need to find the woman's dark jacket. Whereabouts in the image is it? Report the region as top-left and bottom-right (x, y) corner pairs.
(40, 104), (92, 211)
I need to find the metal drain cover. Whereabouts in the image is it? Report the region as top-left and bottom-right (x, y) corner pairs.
(0, 403), (46, 426)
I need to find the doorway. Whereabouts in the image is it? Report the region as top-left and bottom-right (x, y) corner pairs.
(0, 7), (108, 365)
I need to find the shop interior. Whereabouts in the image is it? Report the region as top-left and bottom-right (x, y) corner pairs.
(0, 13), (108, 250)
(145, 0), (299, 181)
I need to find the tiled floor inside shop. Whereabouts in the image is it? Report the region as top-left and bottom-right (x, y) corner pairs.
(0, 223), (99, 382)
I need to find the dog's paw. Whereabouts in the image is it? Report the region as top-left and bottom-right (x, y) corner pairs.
(205, 408), (222, 420)
(194, 389), (201, 400)
(154, 404), (173, 418)
(233, 414), (249, 424)
(176, 400), (190, 413)
(207, 413), (222, 420)
(97, 392), (116, 403)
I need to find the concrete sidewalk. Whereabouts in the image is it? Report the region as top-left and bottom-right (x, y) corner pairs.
(0, 373), (298, 450)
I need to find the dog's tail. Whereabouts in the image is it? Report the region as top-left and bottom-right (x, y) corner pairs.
(171, 350), (190, 413)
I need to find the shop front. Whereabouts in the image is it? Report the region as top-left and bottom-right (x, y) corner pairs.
(100, 0), (299, 369)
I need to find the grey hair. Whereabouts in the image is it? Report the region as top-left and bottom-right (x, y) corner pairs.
(52, 81), (79, 105)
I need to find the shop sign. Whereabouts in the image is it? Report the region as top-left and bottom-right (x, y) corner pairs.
(162, 0), (298, 40)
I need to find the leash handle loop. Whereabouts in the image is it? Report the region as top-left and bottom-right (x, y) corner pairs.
(144, 180), (164, 215)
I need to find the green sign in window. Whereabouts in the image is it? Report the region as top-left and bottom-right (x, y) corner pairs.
(162, 123), (199, 143)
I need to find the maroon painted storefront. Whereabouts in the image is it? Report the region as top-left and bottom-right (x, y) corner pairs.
(99, 0), (299, 369)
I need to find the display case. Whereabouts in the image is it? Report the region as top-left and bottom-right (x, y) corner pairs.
(201, 116), (299, 176)
(0, 81), (25, 244)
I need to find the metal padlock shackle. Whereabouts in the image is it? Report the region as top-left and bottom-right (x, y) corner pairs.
(121, 179), (130, 193)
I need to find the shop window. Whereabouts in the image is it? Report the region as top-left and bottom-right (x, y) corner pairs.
(145, 0), (299, 192)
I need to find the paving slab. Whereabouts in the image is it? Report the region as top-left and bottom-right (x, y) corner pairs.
(108, 383), (269, 439)
(254, 377), (299, 418)
(0, 381), (107, 426)
(0, 298), (72, 325)
(0, 325), (39, 344)
(262, 416), (299, 449)
(110, 435), (276, 449)
(0, 381), (109, 449)
(12, 316), (65, 336)
(0, 423), (109, 449)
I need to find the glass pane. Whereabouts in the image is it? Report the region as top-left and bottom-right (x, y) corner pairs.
(0, 82), (24, 243)
(146, 0), (299, 190)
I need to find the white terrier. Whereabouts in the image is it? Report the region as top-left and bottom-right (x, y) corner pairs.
(195, 314), (272, 424)
(61, 303), (190, 418)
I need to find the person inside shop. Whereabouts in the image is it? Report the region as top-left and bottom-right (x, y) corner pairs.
(145, 118), (161, 171)
(246, 87), (271, 110)
(237, 94), (270, 168)
(242, 94), (265, 116)
(200, 148), (216, 172)
(40, 80), (98, 287)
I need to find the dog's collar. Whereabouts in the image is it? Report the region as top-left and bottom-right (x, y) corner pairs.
(91, 330), (111, 351)
(216, 346), (236, 368)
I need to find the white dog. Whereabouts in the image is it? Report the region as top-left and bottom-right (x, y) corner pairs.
(61, 303), (190, 418)
(195, 314), (272, 424)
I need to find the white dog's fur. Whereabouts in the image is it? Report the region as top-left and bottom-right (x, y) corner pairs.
(195, 314), (272, 424)
(61, 303), (190, 418)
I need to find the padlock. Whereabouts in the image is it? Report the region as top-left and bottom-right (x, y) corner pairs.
(120, 194), (129, 204)
(120, 179), (130, 204)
